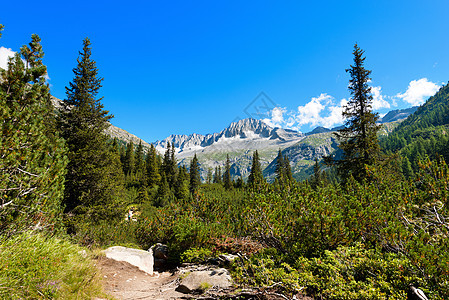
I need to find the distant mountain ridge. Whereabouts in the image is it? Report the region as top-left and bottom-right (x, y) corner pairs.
(154, 118), (304, 156)
(380, 107), (418, 123)
(52, 93), (418, 181)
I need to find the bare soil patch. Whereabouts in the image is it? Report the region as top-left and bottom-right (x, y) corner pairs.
(96, 256), (185, 300)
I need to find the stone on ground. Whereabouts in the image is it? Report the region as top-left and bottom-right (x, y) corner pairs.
(103, 246), (153, 275)
(176, 268), (232, 294)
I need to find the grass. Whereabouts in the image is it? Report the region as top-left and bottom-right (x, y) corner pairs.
(0, 231), (111, 299)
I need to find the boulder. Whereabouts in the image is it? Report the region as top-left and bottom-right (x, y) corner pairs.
(151, 243), (168, 259)
(175, 268), (232, 294)
(218, 254), (238, 265)
(150, 243), (168, 268)
(103, 246), (153, 275)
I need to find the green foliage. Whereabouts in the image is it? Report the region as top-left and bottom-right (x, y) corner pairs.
(0, 232), (107, 299)
(180, 247), (214, 263)
(223, 154), (233, 190)
(274, 150), (294, 186)
(67, 218), (139, 248)
(248, 150), (265, 187)
(123, 141), (135, 176)
(328, 44), (381, 182)
(146, 144), (161, 187)
(232, 244), (418, 299)
(60, 37), (125, 223)
(162, 142), (178, 188)
(0, 32), (67, 235)
(189, 154), (201, 193)
(381, 82), (449, 173)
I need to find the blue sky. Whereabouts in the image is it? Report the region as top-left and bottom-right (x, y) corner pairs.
(1, 1), (448, 142)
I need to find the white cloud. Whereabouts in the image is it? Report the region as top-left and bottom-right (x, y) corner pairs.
(320, 98), (347, 128)
(261, 78), (439, 133)
(262, 107), (286, 128)
(296, 93), (333, 126)
(396, 78), (440, 106)
(371, 85), (390, 110)
(0, 46), (16, 70)
(262, 93), (347, 132)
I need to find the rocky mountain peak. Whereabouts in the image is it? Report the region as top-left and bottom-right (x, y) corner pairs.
(153, 118), (304, 154)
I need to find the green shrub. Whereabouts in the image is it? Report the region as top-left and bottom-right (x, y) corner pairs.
(180, 247), (214, 263)
(0, 232), (108, 299)
(232, 244), (420, 300)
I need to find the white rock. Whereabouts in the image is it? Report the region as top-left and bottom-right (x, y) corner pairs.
(103, 246), (154, 275)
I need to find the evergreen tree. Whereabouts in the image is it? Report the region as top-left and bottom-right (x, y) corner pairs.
(401, 156), (414, 179)
(206, 168), (213, 184)
(60, 37), (124, 221)
(275, 150), (285, 182)
(189, 154), (201, 193)
(235, 176), (244, 189)
(162, 142), (178, 188)
(146, 144), (161, 187)
(223, 154), (233, 190)
(135, 141), (145, 175)
(175, 166), (190, 200)
(154, 173), (171, 207)
(123, 142), (135, 176)
(248, 150), (264, 186)
(310, 158), (322, 190)
(0, 30), (67, 233)
(214, 166), (223, 184)
(327, 44), (381, 182)
(284, 155), (294, 183)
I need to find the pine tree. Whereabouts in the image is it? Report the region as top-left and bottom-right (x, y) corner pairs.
(275, 150), (285, 182)
(162, 142), (178, 188)
(214, 166), (223, 184)
(154, 173), (171, 207)
(248, 150), (264, 186)
(235, 176), (244, 189)
(206, 168), (213, 184)
(175, 166), (190, 200)
(189, 154), (201, 193)
(135, 141), (145, 174)
(284, 155), (294, 183)
(310, 158), (322, 189)
(0, 31), (67, 234)
(60, 38), (124, 221)
(134, 140), (145, 185)
(146, 144), (161, 187)
(327, 44), (381, 182)
(223, 155), (233, 190)
(123, 142), (135, 176)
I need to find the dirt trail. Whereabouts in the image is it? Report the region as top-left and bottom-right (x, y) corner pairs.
(96, 256), (186, 300)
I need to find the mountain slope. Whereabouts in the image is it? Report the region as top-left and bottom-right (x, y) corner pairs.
(381, 82), (449, 170)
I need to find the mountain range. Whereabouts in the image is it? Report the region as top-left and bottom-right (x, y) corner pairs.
(51, 95), (416, 181)
(150, 108), (413, 180)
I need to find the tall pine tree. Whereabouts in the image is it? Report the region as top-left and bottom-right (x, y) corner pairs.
(60, 38), (124, 221)
(146, 144), (161, 187)
(248, 150), (264, 186)
(326, 44), (381, 182)
(223, 154), (233, 190)
(0, 30), (67, 234)
(189, 154), (201, 193)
